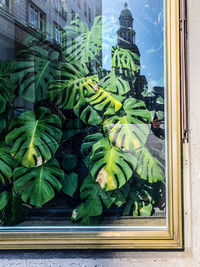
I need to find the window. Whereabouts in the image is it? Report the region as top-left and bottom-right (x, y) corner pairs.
(54, 23), (62, 45)
(0, 0), (183, 250)
(84, 0), (87, 17)
(29, 4), (45, 32)
(55, 0), (67, 19)
(0, 0), (10, 11)
(71, 9), (75, 21)
(88, 7), (91, 22)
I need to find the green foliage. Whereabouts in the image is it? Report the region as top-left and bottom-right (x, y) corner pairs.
(0, 143), (17, 185)
(0, 191), (10, 211)
(12, 48), (60, 102)
(63, 16), (102, 63)
(135, 147), (164, 183)
(49, 60), (98, 109)
(0, 60), (15, 113)
(62, 154), (78, 171)
(112, 46), (140, 74)
(90, 138), (137, 191)
(0, 14), (165, 225)
(0, 193), (31, 226)
(6, 107), (62, 168)
(13, 159), (63, 207)
(71, 176), (115, 224)
(99, 69), (131, 95)
(81, 132), (104, 168)
(86, 87), (124, 116)
(104, 98), (151, 151)
(61, 172), (78, 197)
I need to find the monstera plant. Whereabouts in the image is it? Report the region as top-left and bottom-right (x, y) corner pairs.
(0, 15), (165, 226)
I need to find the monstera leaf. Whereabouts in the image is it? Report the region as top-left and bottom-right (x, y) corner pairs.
(74, 104), (103, 126)
(0, 143), (17, 185)
(12, 48), (60, 102)
(112, 46), (140, 74)
(116, 182), (153, 216)
(13, 159), (63, 207)
(99, 69), (131, 95)
(0, 60), (15, 113)
(71, 176), (115, 223)
(90, 138), (137, 191)
(0, 193), (31, 226)
(0, 191), (10, 211)
(6, 107), (62, 168)
(86, 87), (124, 116)
(48, 60), (98, 110)
(136, 147), (165, 183)
(81, 132), (104, 167)
(104, 98), (151, 151)
(63, 16), (102, 63)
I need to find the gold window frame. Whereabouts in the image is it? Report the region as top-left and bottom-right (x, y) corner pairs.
(0, 0), (183, 250)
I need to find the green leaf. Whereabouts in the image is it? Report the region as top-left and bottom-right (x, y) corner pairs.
(6, 107), (62, 168)
(62, 118), (82, 141)
(0, 60), (15, 113)
(12, 48), (60, 102)
(104, 98), (151, 151)
(0, 191), (10, 211)
(0, 193), (31, 226)
(114, 190), (127, 208)
(86, 86), (124, 116)
(136, 147), (165, 183)
(13, 159), (63, 207)
(81, 132), (104, 168)
(71, 176), (114, 222)
(61, 172), (78, 197)
(48, 61), (98, 110)
(74, 105), (103, 126)
(99, 69), (131, 95)
(63, 16), (102, 63)
(90, 138), (137, 191)
(62, 154), (78, 171)
(0, 143), (17, 185)
(140, 203), (153, 216)
(156, 96), (164, 105)
(112, 46), (140, 74)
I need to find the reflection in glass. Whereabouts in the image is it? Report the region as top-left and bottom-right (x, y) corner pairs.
(0, 0), (166, 227)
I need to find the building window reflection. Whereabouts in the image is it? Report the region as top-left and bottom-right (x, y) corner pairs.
(54, 22), (62, 45)
(0, 0), (10, 12)
(29, 4), (45, 32)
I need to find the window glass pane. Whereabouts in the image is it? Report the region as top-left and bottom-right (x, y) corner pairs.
(29, 6), (34, 25)
(0, 0), (167, 229)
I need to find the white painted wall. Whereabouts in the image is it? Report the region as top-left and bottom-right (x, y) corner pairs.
(0, 1), (199, 266)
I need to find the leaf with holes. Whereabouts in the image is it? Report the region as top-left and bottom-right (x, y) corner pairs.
(112, 46), (140, 74)
(86, 87), (124, 116)
(103, 98), (151, 151)
(136, 147), (165, 183)
(63, 16), (102, 63)
(74, 104), (103, 126)
(99, 69), (131, 95)
(13, 159), (63, 207)
(71, 176), (115, 223)
(12, 48), (60, 102)
(0, 193), (31, 226)
(90, 138), (137, 191)
(81, 132), (104, 168)
(0, 143), (17, 185)
(5, 107), (62, 168)
(48, 60), (98, 110)
(0, 60), (15, 113)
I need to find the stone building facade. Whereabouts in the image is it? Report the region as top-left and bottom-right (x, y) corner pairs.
(0, 0), (102, 59)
